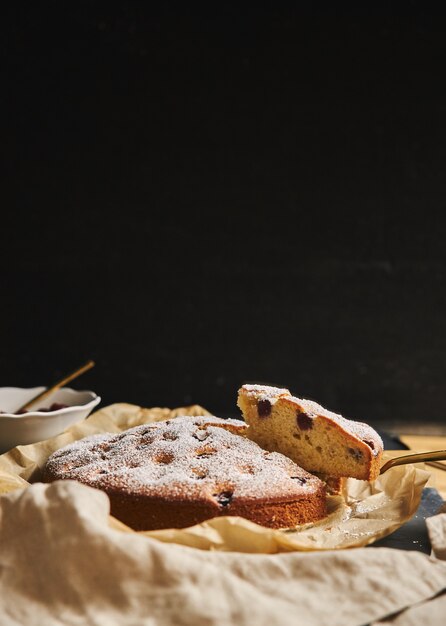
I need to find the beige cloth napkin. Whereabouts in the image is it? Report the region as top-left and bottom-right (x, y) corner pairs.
(0, 480), (445, 626)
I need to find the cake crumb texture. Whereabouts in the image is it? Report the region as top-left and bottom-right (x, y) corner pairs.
(237, 384), (383, 480)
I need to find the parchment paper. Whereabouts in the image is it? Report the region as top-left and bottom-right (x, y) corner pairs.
(0, 403), (432, 552)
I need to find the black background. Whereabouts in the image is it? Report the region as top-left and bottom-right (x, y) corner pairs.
(2, 3), (446, 430)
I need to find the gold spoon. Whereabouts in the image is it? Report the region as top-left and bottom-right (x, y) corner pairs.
(15, 360), (96, 413)
(380, 449), (446, 474)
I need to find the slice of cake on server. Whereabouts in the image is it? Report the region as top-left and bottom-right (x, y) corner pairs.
(237, 384), (383, 482)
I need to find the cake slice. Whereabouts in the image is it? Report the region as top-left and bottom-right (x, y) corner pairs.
(237, 384), (383, 481)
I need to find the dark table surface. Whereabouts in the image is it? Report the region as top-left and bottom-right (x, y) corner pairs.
(372, 486), (444, 554)
(362, 431), (444, 554)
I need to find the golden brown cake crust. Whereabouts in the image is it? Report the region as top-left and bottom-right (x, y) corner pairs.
(43, 415), (327, 530)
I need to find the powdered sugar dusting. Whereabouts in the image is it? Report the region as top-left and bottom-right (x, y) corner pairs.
(242, 384), (290, 397)
(44, 415), (322, 503)
(241, 384), (290, 407)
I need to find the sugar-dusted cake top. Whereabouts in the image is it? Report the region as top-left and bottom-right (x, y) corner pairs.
(44, 415), (323, 503)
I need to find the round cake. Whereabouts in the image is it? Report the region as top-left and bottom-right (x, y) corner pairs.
(43, 415), (327, 530)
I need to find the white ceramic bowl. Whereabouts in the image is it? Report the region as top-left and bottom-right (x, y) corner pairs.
(0, 387), (101, 453)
